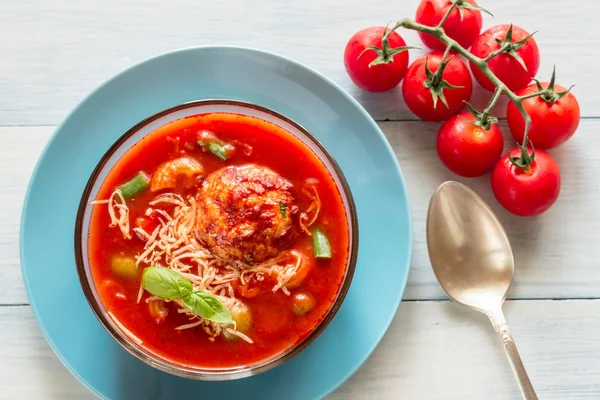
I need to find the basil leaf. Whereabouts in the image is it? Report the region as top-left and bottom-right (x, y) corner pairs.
(142, 266), (193, 299)
(182, 291), (233, 323)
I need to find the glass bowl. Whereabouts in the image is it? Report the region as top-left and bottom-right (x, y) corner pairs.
(74, 99), (359, 381)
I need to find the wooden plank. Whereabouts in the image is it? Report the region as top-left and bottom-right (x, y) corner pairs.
(0, 127), (51, 304)
(1, 0), (598, 125)
(331, 299), (600, 400)
(0, 306), (92, 400)
(1, 300), (599, 399)
(3, 119), (599, 304)
(391, 119), (600, 300)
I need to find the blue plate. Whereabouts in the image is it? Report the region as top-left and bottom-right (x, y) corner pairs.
(21, 46), (412, 399)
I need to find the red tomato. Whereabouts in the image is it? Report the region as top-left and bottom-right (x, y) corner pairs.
(436, 112), (504, 177)
(134, 209), (161, 234)
(415, 0), (483, 50)
(344, 27), (410, 92)
(491, 148), (561, 216)
(470, 25), (540, 92)
(402, 51), (472, 121)
(507, 83), (580, 150)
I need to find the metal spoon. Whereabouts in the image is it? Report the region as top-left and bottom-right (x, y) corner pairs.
(426, 181), (538, 400)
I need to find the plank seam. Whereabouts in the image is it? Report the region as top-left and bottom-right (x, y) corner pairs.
(1, 116), (600, 127)
(2, 297), (600, 307)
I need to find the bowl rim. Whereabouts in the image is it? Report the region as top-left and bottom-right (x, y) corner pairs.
(74, 99), (359, 380)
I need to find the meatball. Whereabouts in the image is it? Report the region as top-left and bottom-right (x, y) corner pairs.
(196, 164), (295, 264)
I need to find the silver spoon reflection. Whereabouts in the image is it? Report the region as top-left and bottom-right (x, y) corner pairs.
(426, 181), (538, 400)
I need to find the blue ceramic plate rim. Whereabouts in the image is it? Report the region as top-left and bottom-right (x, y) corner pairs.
(20, 45), (412, 399)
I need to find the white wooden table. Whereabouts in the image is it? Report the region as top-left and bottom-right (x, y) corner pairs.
(2, 0), (599, 398)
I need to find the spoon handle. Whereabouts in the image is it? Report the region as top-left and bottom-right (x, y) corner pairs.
(488, 309), (538, 400)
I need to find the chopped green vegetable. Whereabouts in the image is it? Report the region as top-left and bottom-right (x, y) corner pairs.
(312, 227), (332, 259)
(111, 255), (138, 279)
(141, 266), (232, 323)
(279, 203), (287, 218)
(118, 172), (150, 198)
(197, 130), (233, 161)
(198, 139), (230, 161)
(207, 141), (229, 160)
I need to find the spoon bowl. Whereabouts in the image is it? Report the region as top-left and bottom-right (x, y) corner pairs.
(427, 181), (514, 313)
(427, 181), (538, 400)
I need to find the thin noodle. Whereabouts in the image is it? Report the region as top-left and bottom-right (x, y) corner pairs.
(95, 191), (306, 342)
(136, 284), (144, 304)
(91, 190), (132, 239)
(176, 320), (204, 330)
(225, 328), (254, 344)
(299, 183), (321, 236)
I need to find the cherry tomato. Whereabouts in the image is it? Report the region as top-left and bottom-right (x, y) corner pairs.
(415, 0), (483, 50)
(470, 25), (540, 92)
(507, 83), (580, 150)
(402, 51), (472, 121)
(491, 148), (561, 216)
(344, 27), (410, 92)
(436, 112), (504, 177)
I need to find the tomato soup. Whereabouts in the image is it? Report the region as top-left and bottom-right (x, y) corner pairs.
(87, 112), (351, 369)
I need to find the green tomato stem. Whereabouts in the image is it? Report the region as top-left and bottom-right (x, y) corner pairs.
(480, 87), (503, 127)
(434, 44), (454, 86)
(436, 1), (459, 28)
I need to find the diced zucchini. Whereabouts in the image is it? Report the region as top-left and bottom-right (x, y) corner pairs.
(118, 172), (150, 199)
(311, 227), (332, 259)
(224, 301), (252, 340)
(111, 255), (138, 279)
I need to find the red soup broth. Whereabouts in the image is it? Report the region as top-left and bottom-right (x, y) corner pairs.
(88, 112), (350, 368)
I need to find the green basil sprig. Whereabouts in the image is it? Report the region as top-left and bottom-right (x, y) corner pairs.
(142, 266), (232, 324)
(142, 267), (193, 299)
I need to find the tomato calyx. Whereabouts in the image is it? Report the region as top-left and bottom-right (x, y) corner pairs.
(533, 66), (575, 104)
(462, 102), (498, 130)
(491, 24), (537, 71)
(359, 27), (417, 67)
(508, 142), (535, 172)
(451, 0), (493, 20)
(423, 55), (464, 109)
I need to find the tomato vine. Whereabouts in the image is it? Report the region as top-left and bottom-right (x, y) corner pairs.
(379, 1), (572, 171)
